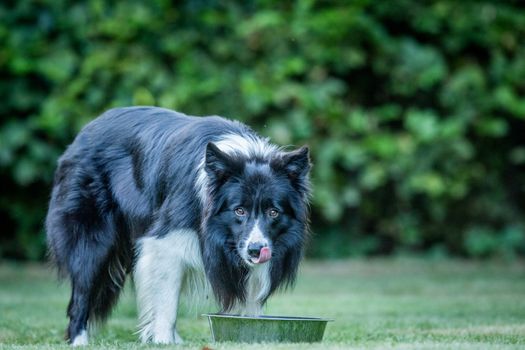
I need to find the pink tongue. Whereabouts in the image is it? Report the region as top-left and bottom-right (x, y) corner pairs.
(254, 247), (272, 264)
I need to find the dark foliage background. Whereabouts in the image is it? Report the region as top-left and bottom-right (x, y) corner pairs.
(1, 0), (525, 260)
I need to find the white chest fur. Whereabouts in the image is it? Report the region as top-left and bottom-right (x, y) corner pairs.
(240, 262), (271, 316)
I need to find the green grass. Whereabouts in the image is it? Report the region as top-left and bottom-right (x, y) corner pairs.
(1, 258), (524, 349)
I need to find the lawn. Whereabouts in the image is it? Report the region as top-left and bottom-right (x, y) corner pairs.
(0, 258), (524, 349)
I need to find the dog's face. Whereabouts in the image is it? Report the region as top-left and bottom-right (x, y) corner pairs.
(204, 142), (311, 267)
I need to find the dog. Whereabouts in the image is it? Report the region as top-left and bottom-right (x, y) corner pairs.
(45, 107), (311, 345)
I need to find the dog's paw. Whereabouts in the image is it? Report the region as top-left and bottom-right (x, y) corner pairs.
(152, 334), (173, 344)
(71, 330), (88, 346)
(149, 330), (183, 345)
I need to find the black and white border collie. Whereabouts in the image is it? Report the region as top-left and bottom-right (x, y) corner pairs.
(46, 107), (311, 345)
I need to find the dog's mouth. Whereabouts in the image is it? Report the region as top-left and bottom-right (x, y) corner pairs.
(249, 246), (272, 264)
(239, 245), (272, 266)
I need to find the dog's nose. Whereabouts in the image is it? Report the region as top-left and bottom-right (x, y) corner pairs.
(247, 242), (266, 258)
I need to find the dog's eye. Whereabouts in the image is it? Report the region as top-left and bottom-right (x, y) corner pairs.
(234, 207), (246, 216)
(268, 209), (279, 218)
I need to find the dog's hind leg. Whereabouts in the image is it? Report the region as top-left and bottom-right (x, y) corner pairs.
(58, 212), (128, 346)
(66, 282), (90, 346)
(65, 239), (109, 345)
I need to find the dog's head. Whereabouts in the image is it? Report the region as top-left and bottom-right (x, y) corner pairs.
(203, 141), (311, 269)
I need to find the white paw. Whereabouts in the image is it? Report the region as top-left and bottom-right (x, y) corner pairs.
(151, 330), (184, 345)
(151, 320), (175, 344)
(152, 333), (173, 344)
(71, 330), (88, 346)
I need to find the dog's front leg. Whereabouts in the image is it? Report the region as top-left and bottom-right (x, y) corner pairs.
(151, 263), (184, 344)
(134, 236), (185, 344)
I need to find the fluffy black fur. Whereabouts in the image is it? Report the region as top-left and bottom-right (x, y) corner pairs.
(46, 107), (311, 343)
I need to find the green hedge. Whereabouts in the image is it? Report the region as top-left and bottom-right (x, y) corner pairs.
(1, 0), (525, 260)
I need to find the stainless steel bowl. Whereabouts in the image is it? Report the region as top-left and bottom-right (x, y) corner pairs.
(203, 313), (333, 343)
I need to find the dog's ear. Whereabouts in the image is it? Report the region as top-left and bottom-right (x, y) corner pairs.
(275, 146), (311, 183)
(205, 142), (240, 182)
(284, 146), (311, 181)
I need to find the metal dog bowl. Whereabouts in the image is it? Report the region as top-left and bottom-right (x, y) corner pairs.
(203, 313), (333, 343)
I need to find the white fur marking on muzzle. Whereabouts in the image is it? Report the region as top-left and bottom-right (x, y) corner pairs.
(247, 220), (268, 246)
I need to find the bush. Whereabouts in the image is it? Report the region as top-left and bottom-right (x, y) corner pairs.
(1, 0), (525, 259)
